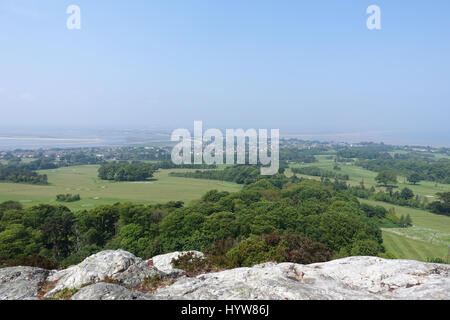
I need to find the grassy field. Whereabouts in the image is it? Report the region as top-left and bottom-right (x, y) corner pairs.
(359, 199), (450, 261)
(289, 155), (450, 199)
(382, 231), (448, 262)
(0, 165), (242, 211)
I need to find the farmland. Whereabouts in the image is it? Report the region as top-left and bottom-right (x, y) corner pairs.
(360, 199), (450, 261)
(289, 155), (450, 199)
(0, 165), (242, 211)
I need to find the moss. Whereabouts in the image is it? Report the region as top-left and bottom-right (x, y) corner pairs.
(45, 288), (79, 300)
(134, 275), (175, 294)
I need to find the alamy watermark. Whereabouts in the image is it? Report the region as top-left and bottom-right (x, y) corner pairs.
(66, 5), (381, 31)
(67, 5), (81, 30)
(367, 5), (381, 30)
(171, 121), (280, 175)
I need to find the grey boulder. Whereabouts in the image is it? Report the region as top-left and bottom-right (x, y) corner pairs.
(0, 266), (52, 300)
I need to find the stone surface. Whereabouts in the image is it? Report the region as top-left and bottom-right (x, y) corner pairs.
(0, 266), (52, 300)
(112, 260), (163, 287)
(1, 251), (449, 300)
(156, 256), (450, 300)
(149, 251), (205, 277)
(45, 250), (161, 297)
(71, 282), (153, 300)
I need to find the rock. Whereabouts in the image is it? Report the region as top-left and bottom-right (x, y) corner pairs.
(71, 283), (153, 300)
(45, 250), (162, 297)
(156, 257), (450, 300)
(0, 267), (52, 300)
(71, 282), (184, 300)
(150, 251), (204, 276)
(2, 251), (449, 300)
(113, 261), (162, 287)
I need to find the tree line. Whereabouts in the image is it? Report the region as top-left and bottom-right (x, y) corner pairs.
(357, 158), (450, 184)
(169, 165), (263, 185)
(98, 163), (155, 181)
(291, 166), (350, 181)
(0, 166), (48, 185)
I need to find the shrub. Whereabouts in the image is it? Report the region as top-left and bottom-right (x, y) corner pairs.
(350, 239), (381, 257)
(56, 194), (81, 202)
(426, 257), (448, 264)
(135, 274), (175, 293)
(3, 255), (59, 270)
(172, 233), (331, 273)
(378, 252), (397, 259)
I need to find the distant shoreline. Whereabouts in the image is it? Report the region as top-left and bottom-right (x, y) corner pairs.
(0, 136), (102, 142)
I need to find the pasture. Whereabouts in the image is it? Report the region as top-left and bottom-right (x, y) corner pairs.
(359, 199), (450, 260)
(289, 155), (450, 198)
(0, 165), (242, 211)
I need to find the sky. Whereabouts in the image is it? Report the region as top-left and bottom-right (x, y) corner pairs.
(0, 0), (449, 144)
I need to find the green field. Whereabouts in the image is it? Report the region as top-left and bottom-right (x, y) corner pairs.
(382, 231), (448, 261)
(290, 155), (450, 199)
(359, 199), (450, 261)
(0, 165), (242, 210)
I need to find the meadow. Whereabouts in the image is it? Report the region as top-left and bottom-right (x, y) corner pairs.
(0, 165), (242, 211)
(360, 199), (450, 261)
(289, 155), (450, 199)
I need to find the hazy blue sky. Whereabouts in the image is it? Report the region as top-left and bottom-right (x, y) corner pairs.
(0, 1), (449, 141)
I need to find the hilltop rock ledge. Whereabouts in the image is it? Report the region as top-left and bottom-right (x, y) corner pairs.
(0, 250), (448, 300)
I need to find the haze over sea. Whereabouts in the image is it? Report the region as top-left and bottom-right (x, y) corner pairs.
(0, 127), (448, 151)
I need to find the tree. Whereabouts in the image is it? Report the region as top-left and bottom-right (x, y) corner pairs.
(400, 187), (414, 200)
(404, 214), (412, 227)
(350, 239), (380, 256)
(375, 170), (398, 187)
(429, 192), (450, 216)
(407, 173), (422, 185)
(41, 213), (75, 260)
(437, 192), (450, 205)
(399, 214), (412, 228)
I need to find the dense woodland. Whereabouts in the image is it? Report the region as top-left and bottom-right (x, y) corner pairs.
(98, 163), (155, 181)
(98, 162), (218, 182)
(169, 165), (264, 185)
(0, 166), (48, 185)
(0, 176), (397, 269)
(335, 146), (450, 184)
(279, 148), (321, 163)
(356, 158), (450, 184)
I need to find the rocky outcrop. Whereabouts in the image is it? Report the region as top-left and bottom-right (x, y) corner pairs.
(45, 250), (163, 297)
(1, 250), (449, 300)
(71, 283), (153, 300)
(149, 251), (204, 277)
(0, 267), (52, 300)
(156, 257), (450, 300)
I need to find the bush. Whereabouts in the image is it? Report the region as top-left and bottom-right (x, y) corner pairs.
(426, 257), (448, 264)
(171, 234), (331, 275)
(3, 255), (59, 270)
(56, 194), (81, 202)
(350, 239), (381, 257)
(378, 252), (397, 259)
